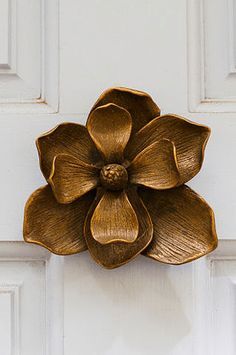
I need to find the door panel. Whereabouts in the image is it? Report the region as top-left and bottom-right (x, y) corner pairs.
(64, 254), (193, 355)
(0, 0), (235, 354)
(0, 243), (63, 355)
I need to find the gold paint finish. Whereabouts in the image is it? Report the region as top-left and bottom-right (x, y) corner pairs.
(49, 154), (99, 204)
(100, 164), (128, 191)
(90, 190), (139, 245)
(140, 185), (218, 264)
(23, 185), (94, 255)
(23, 87), (218, 269)
(128, 139), (180, 190)
(87, 103), (132, 163)
(84, 188), (153, 269)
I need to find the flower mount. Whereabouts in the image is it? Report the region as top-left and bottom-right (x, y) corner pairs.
(23, 87), (218, 269)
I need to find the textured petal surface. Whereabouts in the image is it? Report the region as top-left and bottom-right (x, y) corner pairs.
(140, 185), (218, 264)
(126, 114), (210, 184)
(89, 87), (160, 134)
(23, 185), (94, 255)
(37, 123), (101, 180)
(49, 154), (99, 204)
(128, 139), (180, 189)
(87, 104), (132, 163)
(90, 190), (139, 244)
(85, 188), (153, 268)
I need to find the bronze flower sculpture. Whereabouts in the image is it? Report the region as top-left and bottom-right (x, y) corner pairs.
(23, 87), (217, 268)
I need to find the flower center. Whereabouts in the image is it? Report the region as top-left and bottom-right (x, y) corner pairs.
(100, 164), (128, 191)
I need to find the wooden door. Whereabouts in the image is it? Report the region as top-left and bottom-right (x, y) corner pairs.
(0, 0), (235, 354)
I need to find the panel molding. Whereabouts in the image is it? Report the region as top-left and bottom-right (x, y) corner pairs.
(228, 0), (236, 74)
(0, 0), (16, 72)
(0, 0), (59, 113)
(187, 0), (236, 112)
(0, 0), (10, 68)
(193, 240), (236, 355)
(0, 284), (20, 355)
(0, 242), (64, 355)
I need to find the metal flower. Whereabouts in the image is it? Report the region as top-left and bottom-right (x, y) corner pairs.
(23, 87), (218, 268)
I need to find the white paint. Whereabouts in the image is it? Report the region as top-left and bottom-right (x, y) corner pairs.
(0, 0), (10, 67)
(60, 0), (187, 114)
(0, 290), (12, 355)
(0, 0), (236, 354)
(0, 0), (59, 112)
(228, 0), (236, 73)
(193, 241), (236, 355)
(0, 243), (63, 355)
(64, 253), (193, 355)
(188, 0), (236, 112)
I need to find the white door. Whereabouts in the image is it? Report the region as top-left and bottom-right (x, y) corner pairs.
(0, 0), (235, 354)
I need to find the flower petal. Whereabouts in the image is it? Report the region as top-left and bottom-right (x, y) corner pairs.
(126, 114), (210, 184)
(140, 185), (217, 264)
(85, 188), (153, 268)
(128, 139), (180, 189)
(49, 154), (99, 204)
(37, 123), (101, 180)
(89, 87), (160, 134)
(87, 103), (132, 163)
(90, 190), (139, 244)
(23, 185), (94, 255)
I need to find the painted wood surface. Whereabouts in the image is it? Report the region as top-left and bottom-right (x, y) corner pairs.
(0, 0), (235, 353)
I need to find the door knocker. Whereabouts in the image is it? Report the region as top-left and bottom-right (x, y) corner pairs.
(23, 87), (217, 268)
